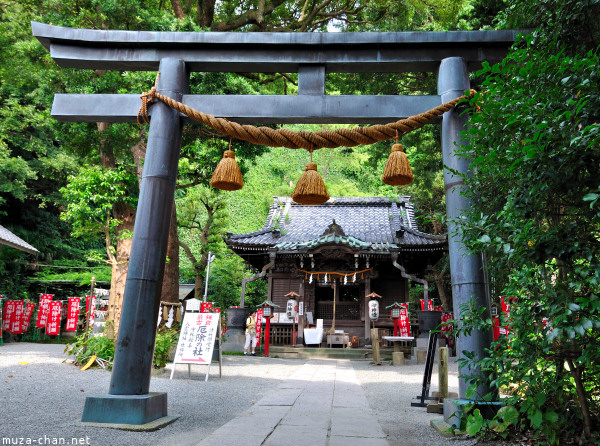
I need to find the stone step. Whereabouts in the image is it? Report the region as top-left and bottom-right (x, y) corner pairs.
(267, 346), (402, 361)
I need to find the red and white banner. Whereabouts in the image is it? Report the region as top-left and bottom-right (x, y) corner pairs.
(36, 294), (54, 328)
(46, 301), (62, 336)
(65, 297), (81, 331)
(3, 300), (15, 331)
(85, 295), (97, 325)
(395, 303), (411, 337)
(440, 313), (454, 347)
(200, 302), (213, 313)
(22, 303), (36, 332)
(420, 299), (434, 311)
(255, 308), (263, 347)
(10, 301), (25, 334)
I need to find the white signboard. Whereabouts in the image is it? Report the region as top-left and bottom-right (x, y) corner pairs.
(275, 312), (298, 324)
(170, 312), (221, 381)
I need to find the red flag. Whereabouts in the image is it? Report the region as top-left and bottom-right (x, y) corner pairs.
(420, 299), (434, 311)
(10, 301), (24, 334)
(85, 295), (97, 325)
(65, 297), (81, 331)
(36, 294), (53, 328)
(22, 303), (36, 332)
(397, 304), (411, 337)
(46, 301), (62, 336)
(3, 300), (14, 330)
(255, 309), (263, 347)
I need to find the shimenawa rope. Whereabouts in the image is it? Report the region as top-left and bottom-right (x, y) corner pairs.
(137, 73), (475, 151)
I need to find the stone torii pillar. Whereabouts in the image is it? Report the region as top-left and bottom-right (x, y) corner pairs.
(82, 58), (188, 426)
(439, 57), (493, 399)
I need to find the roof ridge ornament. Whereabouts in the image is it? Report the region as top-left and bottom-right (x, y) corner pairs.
(321, 219), (346, 237)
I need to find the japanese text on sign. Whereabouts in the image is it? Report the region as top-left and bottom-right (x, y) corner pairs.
(66, 297), (81, 331)
(173, 312), (219, 364)
(36, 294), (54, 328)
(46, 301), (62, 336)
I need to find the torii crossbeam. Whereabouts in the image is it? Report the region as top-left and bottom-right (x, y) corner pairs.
(33, 21), (517, 427)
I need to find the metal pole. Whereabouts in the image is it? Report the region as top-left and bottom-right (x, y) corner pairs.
(203, 252), (215, 303)
(109, 58), (188, 396)
(438, 57), (492, 399)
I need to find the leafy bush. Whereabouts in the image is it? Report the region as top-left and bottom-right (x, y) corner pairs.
(153, 328), (179, 369)
(65, 333), (115, 368)
(455, 28), (600, 444)
(65, 328), (180, 370)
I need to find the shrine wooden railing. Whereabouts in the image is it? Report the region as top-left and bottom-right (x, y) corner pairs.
(315, 302), (361, 320)
(267, 325), (293, 345)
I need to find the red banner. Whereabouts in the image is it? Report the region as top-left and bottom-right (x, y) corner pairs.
(255, 308), (263, 347)
(498, 296), (516, 338)
(420, 299), (434, 311)
(11, 301), (25, 334)
(3, 300), (15, 331)
(395, 303), (411, 337)
(85, 295), (97, 325)
(200, 302), (213, 313)
(36, 294), (53, 328)
(65, 297), (81, 331)
(22, 303), (36, 332)
(46, 301), (62, 335)
(440, 313), (454, 346)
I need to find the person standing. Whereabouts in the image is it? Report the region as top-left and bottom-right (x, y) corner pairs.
(244, 310), (258, 356)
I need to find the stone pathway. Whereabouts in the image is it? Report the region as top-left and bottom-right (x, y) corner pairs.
(196, 359), (388, 446)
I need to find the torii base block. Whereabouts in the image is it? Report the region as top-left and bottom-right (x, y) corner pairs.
(81, 393), (177, 429)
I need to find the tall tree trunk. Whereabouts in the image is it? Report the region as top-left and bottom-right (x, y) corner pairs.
(433, 269), (451, 311)
(170, 0), (184, 18)
(161, 205), (180, 304)
(179, 240), (206, 301)
(567, 359), (592, 439)
(105, 202), (135, 339)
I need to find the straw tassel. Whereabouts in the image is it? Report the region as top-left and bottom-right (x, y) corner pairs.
(382, 144), (414, 186)
(210, 149), (243, 191)
(292, 162), (330, 205)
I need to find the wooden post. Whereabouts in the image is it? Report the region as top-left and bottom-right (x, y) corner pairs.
(83, 277), (96, 343)
(371, 328), (381, 365)
(439, 347), (449, 401)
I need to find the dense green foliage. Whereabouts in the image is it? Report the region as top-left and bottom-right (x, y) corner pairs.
(454, 1), (600, 442)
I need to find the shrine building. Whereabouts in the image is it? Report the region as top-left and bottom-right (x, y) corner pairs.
(225, 196), (447, 345)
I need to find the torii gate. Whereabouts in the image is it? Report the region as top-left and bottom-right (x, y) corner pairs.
(33, 22), (517, 426)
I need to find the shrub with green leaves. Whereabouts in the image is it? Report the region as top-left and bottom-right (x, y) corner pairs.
(455, 26), (600, 445)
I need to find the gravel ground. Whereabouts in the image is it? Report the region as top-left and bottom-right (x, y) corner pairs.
(0, 342), (504, 446)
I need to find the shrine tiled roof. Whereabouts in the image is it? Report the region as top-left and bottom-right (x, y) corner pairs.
(0, 225), (39, 255)
(225, 196), (446, 253)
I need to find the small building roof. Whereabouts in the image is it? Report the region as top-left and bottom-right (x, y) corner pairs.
(225, 197), (446, 254)
(0, 225), (39, 255)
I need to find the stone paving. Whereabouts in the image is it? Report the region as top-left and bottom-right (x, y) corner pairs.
(196, 359), (389, 446)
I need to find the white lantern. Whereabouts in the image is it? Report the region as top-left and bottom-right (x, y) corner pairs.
(368, 299), (379, 321)
(286, 298), (298, 319)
